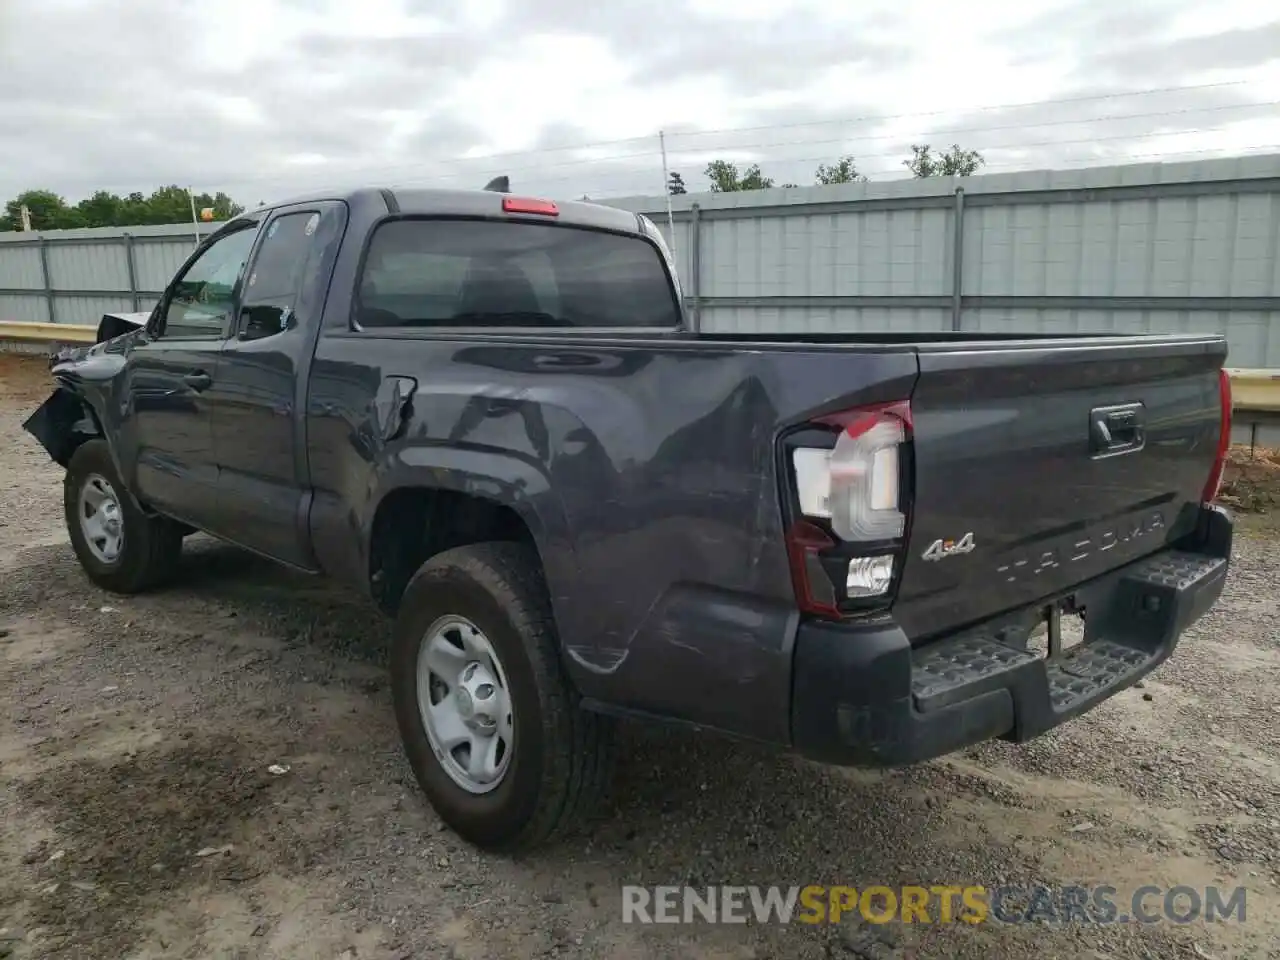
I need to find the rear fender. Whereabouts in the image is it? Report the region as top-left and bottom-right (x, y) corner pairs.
(364, 446), (573, 573)
(361, 445), (581, 639)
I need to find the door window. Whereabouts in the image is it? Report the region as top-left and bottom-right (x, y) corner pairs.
(159, 225), (259, 339)
(237, 211), (321, 340)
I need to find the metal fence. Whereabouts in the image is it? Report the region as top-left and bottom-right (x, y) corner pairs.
(0, 222), (216, 326)
(609, 152), (1280, 367)
(3, 153), (1280, 366)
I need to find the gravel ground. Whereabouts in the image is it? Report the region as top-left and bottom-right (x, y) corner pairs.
(1, 353), (1278, 960)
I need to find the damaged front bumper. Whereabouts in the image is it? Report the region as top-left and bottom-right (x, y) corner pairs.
(22, 388), (94, 466)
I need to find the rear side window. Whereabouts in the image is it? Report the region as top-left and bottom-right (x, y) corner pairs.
(238, 211), (320, 339)
(356, 219), (681, 329)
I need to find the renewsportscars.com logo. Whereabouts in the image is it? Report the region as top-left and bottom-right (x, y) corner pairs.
(621, 884), (1248, 926)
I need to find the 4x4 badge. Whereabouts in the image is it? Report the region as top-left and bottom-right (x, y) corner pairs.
(922, 532), (976, 562)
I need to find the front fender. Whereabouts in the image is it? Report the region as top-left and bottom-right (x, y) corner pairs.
(23, 337), (134, 493)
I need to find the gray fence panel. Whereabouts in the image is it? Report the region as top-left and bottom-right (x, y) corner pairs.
(699, 305), (951, 334)
(699, 208), (950, 298)
(609, 154), (1280, 364)
(0, 293), (48, 324)
(963, 192), (1280, 299)
(0, 244), (43, 290)
(133, 238), (199, 293)
(47, 241), (131, 292)
(51, 294), (138, 325)
(0, 222), (212, 324)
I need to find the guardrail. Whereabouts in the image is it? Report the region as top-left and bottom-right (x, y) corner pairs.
(2, 319), (1279, 417)
(0, 321), (97, 345)
(1227, 368), (1280, 411)
(1227, 368), (1280, 452)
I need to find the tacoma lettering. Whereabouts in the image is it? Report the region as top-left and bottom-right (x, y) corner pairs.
(996, 511), (1165, 584)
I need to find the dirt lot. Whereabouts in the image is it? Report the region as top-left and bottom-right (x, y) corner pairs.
(1, 352), (1278, 960)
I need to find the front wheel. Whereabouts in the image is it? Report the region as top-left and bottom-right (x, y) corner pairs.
(64, 439), (184, 593)
(390, 542), (614, 850)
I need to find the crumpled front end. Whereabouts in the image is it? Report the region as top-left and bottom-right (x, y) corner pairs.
(22, 325), (132, 467)
(22, 387), (95, 466)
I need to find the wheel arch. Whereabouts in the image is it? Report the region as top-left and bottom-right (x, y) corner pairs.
(362, 449), (576, 621)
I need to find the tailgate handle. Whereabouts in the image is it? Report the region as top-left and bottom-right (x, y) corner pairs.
(1090, 403), (1145, 457)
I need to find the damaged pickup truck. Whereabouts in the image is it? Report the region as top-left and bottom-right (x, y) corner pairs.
(25, 185), (1233, 850)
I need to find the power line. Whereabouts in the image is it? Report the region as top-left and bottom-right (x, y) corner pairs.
(972, 142), (1280, 173)
(669, 101), (1280, 158)
(659, 80), (1253, 141)
(515, 141), (1280, 202)
(23, 79), (1267, 196)
(220, 128), (1277, 207)
(425, 135), (1280, 200)
(338, 92), (1277, 187)
(204, 97), (1280, 200)
(383, 118), (1280, 191)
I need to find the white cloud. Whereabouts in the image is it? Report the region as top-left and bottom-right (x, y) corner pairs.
(0, 0), (1277, 205)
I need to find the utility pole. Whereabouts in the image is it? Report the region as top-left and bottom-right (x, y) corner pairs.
(659, 130), (678, 270)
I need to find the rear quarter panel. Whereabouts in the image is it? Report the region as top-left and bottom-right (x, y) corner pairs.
(305, 330), (918, 744)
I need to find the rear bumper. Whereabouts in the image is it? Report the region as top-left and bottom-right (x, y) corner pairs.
(791, 504), (1232, 767)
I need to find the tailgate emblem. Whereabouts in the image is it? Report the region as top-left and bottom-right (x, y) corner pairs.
(922, 532), (976, 562)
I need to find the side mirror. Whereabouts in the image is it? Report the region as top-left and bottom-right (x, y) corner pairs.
(238, 305), (293, 341)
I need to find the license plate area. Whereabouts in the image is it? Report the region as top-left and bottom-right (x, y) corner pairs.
(1026, 599), (1087, 661)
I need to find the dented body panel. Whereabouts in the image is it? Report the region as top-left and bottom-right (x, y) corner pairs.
(24, 185), (1233, 760)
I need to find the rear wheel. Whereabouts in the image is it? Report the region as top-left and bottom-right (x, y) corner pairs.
(64, 440), (184, 593)
(390, 542), (613, 850)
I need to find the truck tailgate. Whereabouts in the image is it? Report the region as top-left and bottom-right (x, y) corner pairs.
(895, 335), (1227, 641)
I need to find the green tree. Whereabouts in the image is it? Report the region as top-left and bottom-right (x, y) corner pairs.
(76, 190), (125, 227)
(667, 171), (687, 195)
(197, 191), (244, 220)
(815, 156), (867, 185)
(2, 189), (85, 230)
(1, 185), (246, 231)
(143, 184), (199, 225)
(905, 144), (985, 178)
(120, 191), (149, 225)
(704, 160), (774, 192)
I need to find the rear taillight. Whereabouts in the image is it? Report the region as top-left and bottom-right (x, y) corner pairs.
(784, 401), (912, 618)
(1201, 368), (1232, 503)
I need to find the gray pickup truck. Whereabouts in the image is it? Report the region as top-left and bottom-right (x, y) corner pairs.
(24, 184), (1233, 850)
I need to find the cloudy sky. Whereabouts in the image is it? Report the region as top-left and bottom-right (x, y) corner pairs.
(2, 0), (1279, 205)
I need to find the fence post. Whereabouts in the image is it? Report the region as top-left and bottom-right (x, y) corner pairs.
(689, 202), (702, 332)
(950, 187), (966, 332)
(124, 234), (141, 311)
(36, 237), (55, 324)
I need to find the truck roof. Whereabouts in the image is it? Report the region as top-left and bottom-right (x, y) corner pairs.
(259, 186), (647, 237)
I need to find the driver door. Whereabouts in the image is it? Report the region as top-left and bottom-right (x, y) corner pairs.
(121, 221), (260, 529)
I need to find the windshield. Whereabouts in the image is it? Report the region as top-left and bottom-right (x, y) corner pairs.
(356, 218), (681, 329)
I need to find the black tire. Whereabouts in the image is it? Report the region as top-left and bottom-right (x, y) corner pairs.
(391, 542), (614, 851)
(64, 439), (184, 594)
